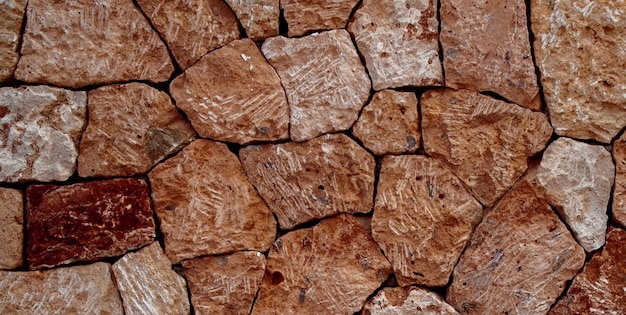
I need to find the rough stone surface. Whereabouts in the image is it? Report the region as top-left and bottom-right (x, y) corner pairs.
(251, 214), (392, 315)
(225, 0), (279, 40)
(262, 30), (371, 142)
(171, 39), (289, 144)
(349, 0), (443, 90)
(352, 90), (420, 156)
(0, 188), (23, 269)
(373, 155), (483, 287)
(0, 262), (124, 314)
(0, 86), (86, 183)
(137, 0), (240, 69)
(612, 133), (626, 228)
(26, 178), (155, 269)
(182, 251), (266, 315)
(440, 0), (540, 110)
(421, 88), (553, 206)
(531, 0), (626, 143)
(149, 139), (276, 263)
(447, 181), (586, 314)
(240, 133), (375, 230)
(550, 227), (626, 315)
(78, 83), (195, 178)
(363, 286), (459, 315)
(112, 242), (189, 315)
(537, 137), (614, 252)
(0, 0), (27, 81)
(15, 0), (174, 88)
(281, 0), (360, 37)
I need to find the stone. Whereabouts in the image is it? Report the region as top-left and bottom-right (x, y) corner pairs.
(170, 39), (289, 144)
(0, 86), (86, 183)
(262, 30), (371, 142)
(363, 286), (459, 315)
(447, 181), (586, 314)
(531, 0), (626, 143)
(351, 90), (420, 156)
(537, 137), (614, 252)
(0, 262), (124, 314)
(251, 214), (392, 314)
(182, 251), (266, 315)
(421, 88), (553, 206)
(225, 0), (279, 41)
(348, 0), (443, 90)
(15, 0), (173, 88)
(137, 0), (240, 70)
(549, 227), (626, 315)
(0, 188), (23, 269)
(112, 242), (190, 315)
(0, 0), (27, 81)
(149, 139), (276, 263)
(440, 0), (540, 110)
(372, 155), (483, 287)
(26, 178), (155, 270)
(281, 0), (360, 37)
(240, 133), (375, 230)
(612, 133), (626, 228)
(78, 83), (195, 178)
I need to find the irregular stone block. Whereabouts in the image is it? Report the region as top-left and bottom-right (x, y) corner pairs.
(26, 178), (155, 269)
(15, 0), (174, 88)
(0, 188), (23, 269)
(0, 0), (27, 81)
(421, 88), (552, 206)
(281, 0), (359, 37)
(251, 214), (392, 315)
(240, 134), (375, 230)
(149, 139), (276, 263)
(262, 30), (371, 142)
(612, 133), (626, 228)
(363, 286), (459, 315)
(349, 0), (443, 90)
(170, 39), (289, 144)
(0, 86), (86, 183)
(225, 0), (279, 40)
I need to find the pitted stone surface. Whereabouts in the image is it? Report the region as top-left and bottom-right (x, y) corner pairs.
(281, 0), (360, 37)
(0, 0), (27, 81)
(0, 188), (23, 269)
(612, 133), (626, 228)
(225, 0), (279, 40)
(363, 286), (459, 315)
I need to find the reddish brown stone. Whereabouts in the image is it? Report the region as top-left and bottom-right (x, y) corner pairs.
(281, 0), (360, 37)
(363, 286), (459, 315)
(240, 134), (375, 230)
(0, 188), (23, 269)
(612, 133), (626, 228)
(0, 0), (27, 81)
(26, 178), (155, 270)
(225, 0), (279, 41)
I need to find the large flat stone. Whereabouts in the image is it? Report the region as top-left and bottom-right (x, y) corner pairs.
(0, 188), (23, 269)
(363, 286), (459, 315)
(225, 0), (279, 40)
(612, 133), (626, 228)
(0, 0), (27, 81)
(281, 0), (360, 37)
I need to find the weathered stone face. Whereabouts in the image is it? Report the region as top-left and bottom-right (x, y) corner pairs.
(0, 0), (27, 82)
(0, 188), (23, 269)
(612, 133), (626, 228)
(363, 286), (459, 315)
(281, 0), (360, 37)
(225, 0), (279, 40)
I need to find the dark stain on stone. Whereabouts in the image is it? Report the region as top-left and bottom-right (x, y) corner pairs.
(298, 287), (306, 304)
(145, 127), (187, 164)
(406, 135), (417, 149)
(487, 248), (504, 270)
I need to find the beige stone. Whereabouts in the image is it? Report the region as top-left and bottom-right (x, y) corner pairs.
(281, 0), (359, 37)
(0, 0), (27, 81)
(612, 133), (626, 228)
(373, 155), (483, 287)
(15, 0), (174, 88)
(225, 0), (279, 40)
(149, 139), (276, 263)
(170, 39), (289, 144)
(349, 0), (443, 90)
(421, 88), (552, 206)
(0, 188), (23, 269)
(182, 251), (266, 315)
(251, 214), (392, 315)
(262, 30), (371, 142)
(363, 286), (459, 315)
(240, 133), (375, 230)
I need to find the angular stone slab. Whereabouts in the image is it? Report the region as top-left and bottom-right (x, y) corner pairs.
(251, 214), (392, 315)
(240, 133), (375, 230)
(0, 188), (23, 269)
(612, 133), (626, 228)
(421, 88), (553, 206)
(15, 0), (174, 88)
(0, 0), (27, 81)
(170, 39), (289, 144)
(281, 0), (360, 37)
(363, 286), (459, 315)
(26, 178), (155, 269)
(225, 0), (279, 40)
(149, 139), (276, 263)
(0, 86), (86, 182)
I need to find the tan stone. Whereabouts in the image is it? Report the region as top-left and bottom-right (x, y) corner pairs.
(182, 251), (266, 315)
(352, 90), (420, 156)
(112, 242), (189, 315)
(373, 155), (483, 287)
(421, 88), (553, 206)
(0, 86), (86, 183)
(15, 0), (173, 88)
(281, 0), (359, 37)
(137, 0), (240, 69)
(440, 0), (540, 110)
(363, 286), (459, 315)
(0, 0), (27, 81)
(349, 0), (443, 90)
(170, 39), (289, 144)
(0, 188), (23, 269)
(225, 0), (279, 40)
(251, 214), (392, 315)
(612, 133), (626, 228)
(447, 181), (585, 314)
(0, 262), (124, 314)
(531, 0), (626, 143)
(262, 30), (371, 142)
(240, 134), (375, 230)
(149, 139), (276, 263)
